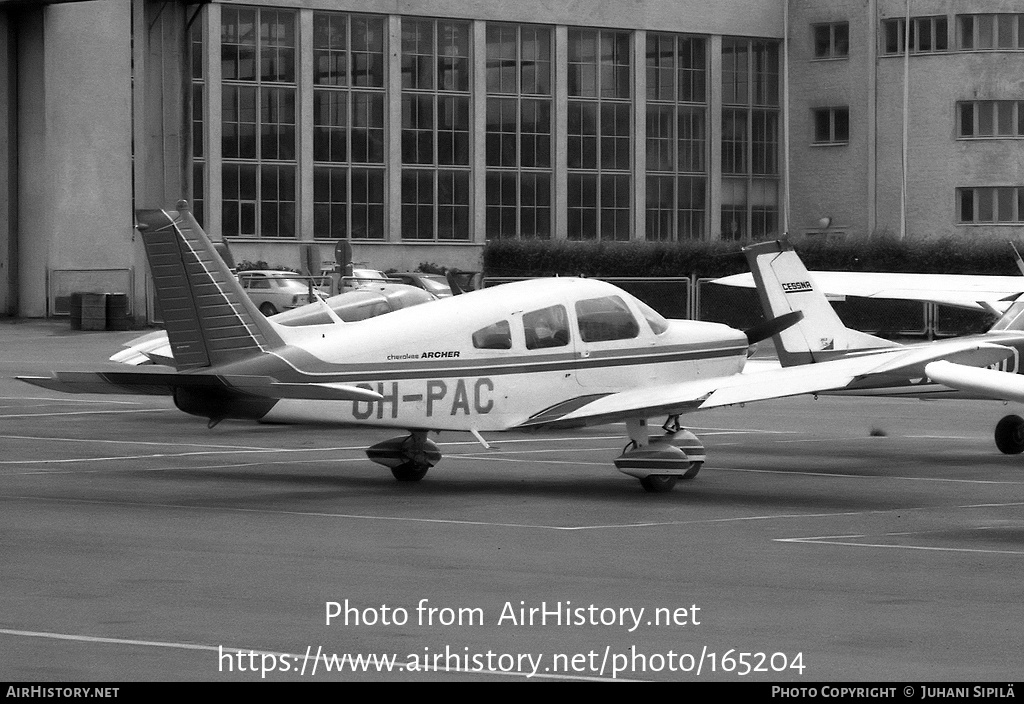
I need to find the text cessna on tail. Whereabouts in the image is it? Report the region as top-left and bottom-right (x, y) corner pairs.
(743, 239), (1024, 454)
(18, 203), (1021, 492)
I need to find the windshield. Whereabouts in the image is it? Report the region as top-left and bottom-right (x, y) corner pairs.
(633, 298), (669, 335)
(420, 277), (451, 294)
(274, 277), (316, 290)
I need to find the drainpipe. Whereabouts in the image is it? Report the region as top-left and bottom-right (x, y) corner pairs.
(900, 0), (910, 240)
(782, 0), (790, 235)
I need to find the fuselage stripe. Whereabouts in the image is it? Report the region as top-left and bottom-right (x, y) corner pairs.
(263, 344), (747, 383)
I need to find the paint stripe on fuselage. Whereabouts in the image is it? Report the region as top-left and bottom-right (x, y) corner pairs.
(244, 342), (749, 384)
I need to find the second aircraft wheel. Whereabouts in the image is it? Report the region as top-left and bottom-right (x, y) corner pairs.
(994, 415), (1024, 455)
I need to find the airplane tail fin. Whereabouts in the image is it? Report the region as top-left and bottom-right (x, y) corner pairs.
(744, 239), (899, 365)
(135, 201), (284, 371)
(987, 294), (1024, 332)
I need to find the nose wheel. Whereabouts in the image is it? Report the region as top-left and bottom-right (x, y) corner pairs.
(366, 431), (442, 481)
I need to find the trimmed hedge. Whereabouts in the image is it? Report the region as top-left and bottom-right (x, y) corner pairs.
(483, 235), (1024, 279)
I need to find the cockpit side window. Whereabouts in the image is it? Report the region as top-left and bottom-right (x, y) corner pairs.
(575, 295), (640, 342)
(472, 320), (512, 349)
(523, 305), (570, 349)
(633, 298), (669, 335)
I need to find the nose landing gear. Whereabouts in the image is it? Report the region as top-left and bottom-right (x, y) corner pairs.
(366, 430), (442, 481)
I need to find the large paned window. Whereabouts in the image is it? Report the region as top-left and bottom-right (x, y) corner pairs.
(881, 16), (948, 54)
(485, 23), (553, 239)
(312, 13), (386, 239)
(189, 18), (206, 226)
(721, 38), (779, 240)
(195, 11), (788, 247)
(958, 101), (1024, 138)
(958, 14), (1024, 50)
(958, 187), (1024, 224)
(221, 7), (297, 237)
(400, 18), (471, 240)
(567, 28), (631, 241)
(645, 33), (707, 241)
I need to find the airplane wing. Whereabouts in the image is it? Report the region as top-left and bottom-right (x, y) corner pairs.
(18, 368), (383, 403)
(713, 271), (1023, 311)
(110, 330), (174, 366)
(518, 340), (1014, 428)
(924, 360), (1024, 403)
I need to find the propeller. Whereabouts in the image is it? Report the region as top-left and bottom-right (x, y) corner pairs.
(445, 269), (466, 295)
(744, 310), (804, 346)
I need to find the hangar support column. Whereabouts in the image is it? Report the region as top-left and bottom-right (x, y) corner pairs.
(0, 10), (15, 316)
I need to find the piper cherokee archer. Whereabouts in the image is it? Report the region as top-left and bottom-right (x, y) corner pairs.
(17, 202), (1020, 492)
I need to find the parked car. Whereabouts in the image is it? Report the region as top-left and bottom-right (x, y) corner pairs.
(339, 268), (392, 293)
(388, 272), (453, 297)
(272, 283), (439, 326)
(237, 270), (331, 316)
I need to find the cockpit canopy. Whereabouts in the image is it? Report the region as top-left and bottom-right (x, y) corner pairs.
(472, 293), (668, 351)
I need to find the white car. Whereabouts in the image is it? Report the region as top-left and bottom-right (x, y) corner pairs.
(237, 270), (331, 316)
(340, 268), (392, 293)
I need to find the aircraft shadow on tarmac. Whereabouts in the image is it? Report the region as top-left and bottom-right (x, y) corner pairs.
(118, 459), (947, 513)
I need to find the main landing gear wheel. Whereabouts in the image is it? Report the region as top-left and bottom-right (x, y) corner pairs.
(390, 462), (430, 482)
(639, 475), (679, 493)
(680, 461), (703, 480)
(995, 414), (1024, 455)
(615, 418), (708, 493)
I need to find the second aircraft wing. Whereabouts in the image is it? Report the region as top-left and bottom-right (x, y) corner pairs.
(714, 270), (1023, 311)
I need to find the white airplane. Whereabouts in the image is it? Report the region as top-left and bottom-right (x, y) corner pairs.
(715, 261), (1024, 313)
(741, 239), (1024, 455)
(17, 203), (1020, 492)
(110, 282), (437, 366)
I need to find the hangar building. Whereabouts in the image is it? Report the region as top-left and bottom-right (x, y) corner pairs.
(1, 0), (1021, 321)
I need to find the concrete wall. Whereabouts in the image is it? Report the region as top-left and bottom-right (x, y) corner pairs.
(787, 0), (874, 238)
(13, 0), (135, 317)
(788, 0), (1024, 242)
(45, 1), (134, 271)
(17, 9), (47, 317)
(874, 0), (1024, 241)
(0, 11), (13, 315)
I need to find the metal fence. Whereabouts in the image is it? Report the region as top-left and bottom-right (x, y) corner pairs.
(485, 275), (996, 339)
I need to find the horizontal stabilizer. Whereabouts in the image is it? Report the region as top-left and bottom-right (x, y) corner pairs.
(18, 370), (187, 396)
(244, 381), (383, 403)
(18, 369), (382, 403)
